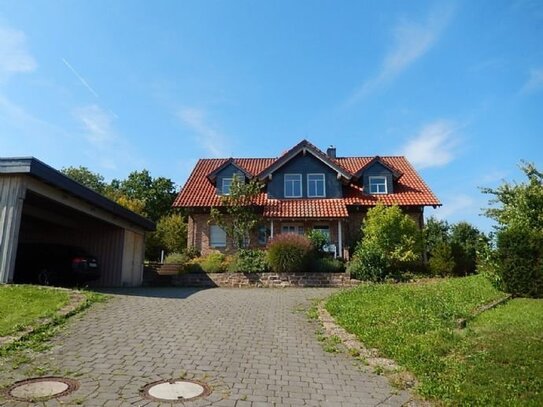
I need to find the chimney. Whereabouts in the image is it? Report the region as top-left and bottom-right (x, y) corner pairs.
(326, 145), (336, 159)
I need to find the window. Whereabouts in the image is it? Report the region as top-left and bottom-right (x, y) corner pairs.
(257, 225), (269, 245)
(369, 176), (387, 194)
(210, 225), (226, 247)
(284, 174), (302, 198)
(281, 224), (304, 235)
(307, 174), (325, 197)
(221, 178), (233, 195)
(313, 225), (330, 242)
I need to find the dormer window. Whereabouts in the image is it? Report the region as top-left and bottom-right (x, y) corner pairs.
(369, 176), (387, 194)
(307, 174), (325, 197)
(221, 178), (233, 195)
(284, 174), (302, 198)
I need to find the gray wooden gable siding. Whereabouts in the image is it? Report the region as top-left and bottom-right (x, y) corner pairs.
(215, 165), (246, 195)
(361, 162), (394, 194)
(267, 153), (342, 199)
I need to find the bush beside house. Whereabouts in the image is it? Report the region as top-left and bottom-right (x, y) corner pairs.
(348, 204), (422, 282)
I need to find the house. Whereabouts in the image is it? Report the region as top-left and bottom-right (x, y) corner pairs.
(173, 140), (440, 257)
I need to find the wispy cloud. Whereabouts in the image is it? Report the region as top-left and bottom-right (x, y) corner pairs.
(0, 24), (37, 81)
(62, 58), (99, 98)
(73, 104), (116, 147)
(432, 193), (475, 221)
(400, 120), (460, 169)
(72, 104), (141, 170)
(346, 4), (455, 105)
(177, 107), (228, 157)
(520, 68), (543, 94)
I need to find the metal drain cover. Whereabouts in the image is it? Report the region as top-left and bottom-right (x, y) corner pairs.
(6, 377), (79, 401)
(142, 379), (211, 402)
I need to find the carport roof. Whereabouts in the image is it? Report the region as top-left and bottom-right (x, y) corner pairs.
(0, 157), (155, 231)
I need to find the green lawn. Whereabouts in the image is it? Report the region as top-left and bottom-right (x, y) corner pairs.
(326, 275), (543, 406)
(0, 285), (70, 337)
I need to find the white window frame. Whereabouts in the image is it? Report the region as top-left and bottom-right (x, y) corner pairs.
(209, 225), (227, 248)
(284, 173), (302, 198)
(221, 177), (233, 195)
(369, 176), (388, 194)
(307, 173), (326, 198)
(281, 224), (304, 235)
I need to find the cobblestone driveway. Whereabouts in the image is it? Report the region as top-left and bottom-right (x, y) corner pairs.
(1, 288), (412, 406)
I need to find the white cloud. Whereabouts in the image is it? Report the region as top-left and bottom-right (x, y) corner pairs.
(347, 4), (454, 104)
(72, 104), (143, 171)
(73, 104), (117, 147)
(521, 68), (543, 94)
(432, 194), (475, 221)
(177, 107), (228, 157)
(0, 24), (36, 81)
(400, 120), (459, 169)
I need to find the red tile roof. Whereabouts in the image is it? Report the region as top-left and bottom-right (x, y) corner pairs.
(263, 199), (349, 218)
(173, 152), (440, 218)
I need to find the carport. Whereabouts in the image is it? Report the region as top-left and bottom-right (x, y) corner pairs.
(0, 157), (155, 287)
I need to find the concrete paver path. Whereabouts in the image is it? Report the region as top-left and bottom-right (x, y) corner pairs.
(1, 288), (412, 406)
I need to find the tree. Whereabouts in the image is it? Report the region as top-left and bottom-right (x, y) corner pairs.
(481, 161), (543, 297)
(482, 161), (543, 231)
(61, 166), (107, 194)
(348, 204), (423, 281)
(146, 212), (187, 260)
(449, 222), (487, 275)
(428, 241), (455, 276)
(115, 170), (177, 222)
(423, 217), (450, 259)
(210, 175), (262, 249)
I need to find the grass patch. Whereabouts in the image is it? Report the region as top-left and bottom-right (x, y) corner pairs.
(0, 285), (70, 337)
(0, 288), (106, 360)
(326, 275), (542, 405)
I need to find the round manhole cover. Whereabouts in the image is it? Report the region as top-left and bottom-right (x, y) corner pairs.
(142, 379), (211, 402)
(6, 377), (79, 401)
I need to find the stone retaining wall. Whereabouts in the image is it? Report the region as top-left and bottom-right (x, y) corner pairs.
(172, 271), (360, 288)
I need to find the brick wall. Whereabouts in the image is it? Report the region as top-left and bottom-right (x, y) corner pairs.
(173, 272), (360, 288)
(187, 206), (424, 257)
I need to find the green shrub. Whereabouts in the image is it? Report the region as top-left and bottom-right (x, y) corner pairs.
(229, 249), (269, 273)
(310, 257), (345, 273)
(267, 234), (312, 273)
(494, 226), (543, 297)
(184, 247), (200, 259)
(164, 252), (189, 264)
(200, 252), (228, 273)
(186, 252), (231, 273)
(349, 204), (422, 281)
(347, 241), (390, 281)
(306, 230), (328, 255)
(428, 242), (455, 276)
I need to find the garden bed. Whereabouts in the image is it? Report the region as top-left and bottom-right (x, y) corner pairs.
(172, 271), (359, 288)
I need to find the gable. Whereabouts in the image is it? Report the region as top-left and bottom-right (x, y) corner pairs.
(359, 161), (394, 194)
(214, 163), (247, 195)
(266, 152), (343, 199)
(257, 139), (352, 181)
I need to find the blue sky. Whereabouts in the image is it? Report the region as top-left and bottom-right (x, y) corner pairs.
(1, 0), (542, 232)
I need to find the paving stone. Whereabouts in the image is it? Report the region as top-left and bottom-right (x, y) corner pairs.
(0, 287), (412, 406)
